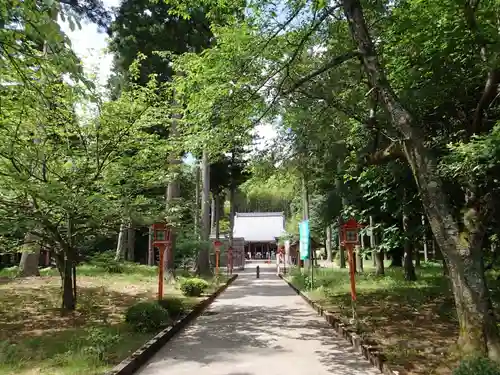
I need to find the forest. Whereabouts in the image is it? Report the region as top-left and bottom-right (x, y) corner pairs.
(2, 0), (500, 374)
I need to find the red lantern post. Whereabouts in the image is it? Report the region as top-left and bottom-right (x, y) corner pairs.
(341, 218), (360, 301)
(152, 223), (172, 301)
(213, 240), (222, 275)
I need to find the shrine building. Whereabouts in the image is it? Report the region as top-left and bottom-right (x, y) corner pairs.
(233, 212), (285, 259)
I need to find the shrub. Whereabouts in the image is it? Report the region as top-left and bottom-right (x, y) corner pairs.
(82, 327), (121, 361)
(453, 357), (500, 375)
(157, 297), (185, 319)
(89, 251), (123, 274)
(180, 278), (209, 297)
(125, 302), (170, 332)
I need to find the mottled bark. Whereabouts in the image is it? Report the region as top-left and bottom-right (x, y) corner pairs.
(18, 232), (40, 277)
(343, 0), (500, 359)
(126, 223), (135, 262)
(197, 149), (212, 276)
(356, 246), (363, 273)
(114, 221), (127, 261)
(326, 225), (332, 262)
(403, 200), (417, 281)
(147, 226), (154, 266)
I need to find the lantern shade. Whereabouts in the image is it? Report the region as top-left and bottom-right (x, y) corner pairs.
(152, 223), (172, 245)
(341, 218), (362, 245)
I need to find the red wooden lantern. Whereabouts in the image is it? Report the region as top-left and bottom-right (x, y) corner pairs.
(340, 218), (364, 302)
(340, 218), (361, 245)
(152, 223), (172, 246)
(152, 223), (172, 301)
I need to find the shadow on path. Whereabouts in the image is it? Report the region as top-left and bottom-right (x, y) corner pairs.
(137, 266), (380, 375)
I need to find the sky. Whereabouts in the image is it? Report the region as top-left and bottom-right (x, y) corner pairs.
(58, 0), (277, 154)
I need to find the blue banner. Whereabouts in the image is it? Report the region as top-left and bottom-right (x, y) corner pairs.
(299, 220), (310, 260)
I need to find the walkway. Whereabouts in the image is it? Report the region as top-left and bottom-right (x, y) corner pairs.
(136, 264), (381, 375)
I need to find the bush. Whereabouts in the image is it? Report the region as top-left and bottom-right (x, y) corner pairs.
(180, 278), (209, 297)
(453, 357), (500, 375)
(157, 297), (185, 319)
(89, 251), (123, 274)
(81, 327), (121, 361)
(125, 302), (170, 332)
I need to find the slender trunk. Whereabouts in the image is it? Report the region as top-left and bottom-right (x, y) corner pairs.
(229, 189), (235, 248)
(18, 232), (41, 277)
(326, 225), (332, 262)
(115, 221), (127, 261)
(126, 222), (135, 262)
(356, 246), (363, 273)
(62, 216), (75, 311)
(165, 176), (180, 282)
(403, 196), (417, 281)
(343, 0), (500, 359)
(302, 176), (311, 270)
(194, 165), (201, 238)
(148, 226), (154, 266)
(62, 257), (75, 311)
(215, 194), (221, 240)
(198, 149), (211, 276)
(211, 196), (216, 237)
(337, 218), (347, 268)
(422, 215), (429, 262)
(336, 160), (346, 268)
(370, 216), (376, 266)
(165, 114), (182, 282)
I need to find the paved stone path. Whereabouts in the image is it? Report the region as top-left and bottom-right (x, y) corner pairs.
(136, 264), (380, 375)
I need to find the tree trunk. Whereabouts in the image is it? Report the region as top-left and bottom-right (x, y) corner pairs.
(422, 215), (428, 262)
(326, 225), (332, 262)
(215, 194), (221, 240)
(198, 149), (212, 276)
(370, 216), (376, 266)
(126, 223), (135, 262)
(302, 176), (311, 271)
(165, 112), (182, 282)
(375, 250), (385, 275)
(165, 177), (180, 282)
(337, 219), (347, 268)
(147, 226), (154, 266)
(336, 160), (346, 268)
(356, 246), (363, 273)
(18, 232), (40, 277)
(211, 196), (216, 237)
(403, 198), (417, 281)
(115, 221), (127, 261)
(194, 164), (201, 238)
(62, 256), (75, 311)
(343, 0), (500, 359)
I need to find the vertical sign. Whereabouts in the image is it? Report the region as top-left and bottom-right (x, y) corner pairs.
(299, 220), (310, 260)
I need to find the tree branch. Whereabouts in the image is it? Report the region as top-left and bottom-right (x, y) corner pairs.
(283, 51), (360, 95)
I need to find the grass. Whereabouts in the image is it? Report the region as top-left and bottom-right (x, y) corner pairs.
(0, 263), (225, 375)
(286, 261), (493, 375)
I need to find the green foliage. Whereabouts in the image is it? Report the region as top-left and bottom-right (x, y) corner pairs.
(157, 297), (186, 319)
(453, 358), (500, 375)
(125, 302), (171, 332)
(179, 277), (209, 297)
(80, 327), (121, 361)
(88, 251), (123, 274)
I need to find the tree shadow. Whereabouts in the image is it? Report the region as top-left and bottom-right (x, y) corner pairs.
(138, 270), (379, 375)
(310, 269), (459, 374)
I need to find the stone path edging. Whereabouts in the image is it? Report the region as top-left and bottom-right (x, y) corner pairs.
(104, 274), (239, 375)
(279, 274), (401, 375)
